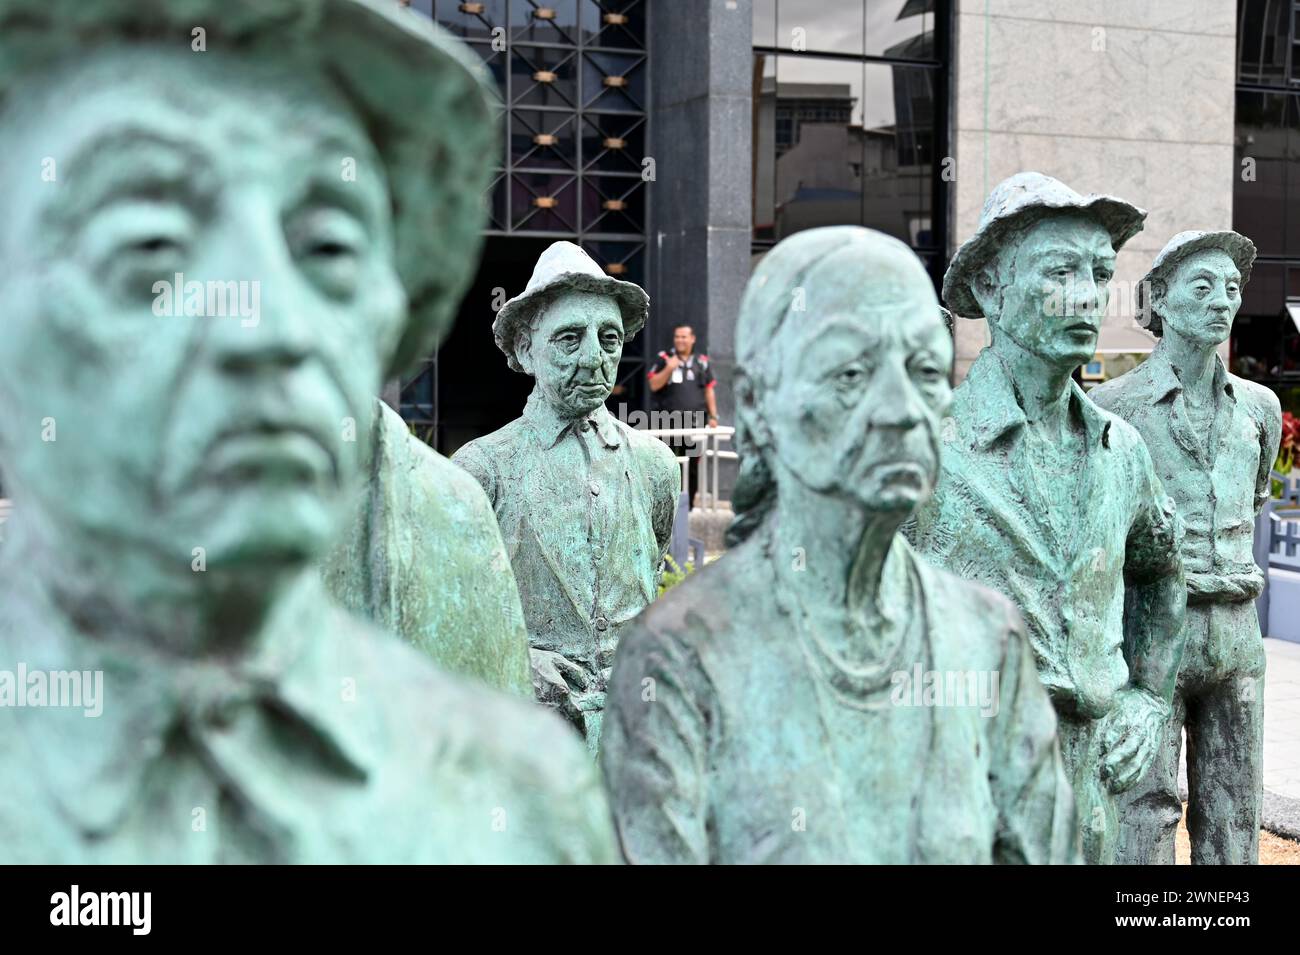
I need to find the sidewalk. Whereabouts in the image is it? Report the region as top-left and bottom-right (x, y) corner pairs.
(1265, 637), (1300, 801)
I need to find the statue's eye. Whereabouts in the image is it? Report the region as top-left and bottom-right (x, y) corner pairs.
(913, 364), (945, 385)
(129, 236), (183, 256)
(305, 239), (356, 259)
(836, 366), (865, 388)
(288, 208), (367, 299)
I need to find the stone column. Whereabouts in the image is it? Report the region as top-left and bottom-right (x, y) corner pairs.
(648, 0), (752, 501)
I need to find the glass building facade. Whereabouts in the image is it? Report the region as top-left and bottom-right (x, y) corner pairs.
(1234, 0), (1300, 413)
(751, 0), (951, 286)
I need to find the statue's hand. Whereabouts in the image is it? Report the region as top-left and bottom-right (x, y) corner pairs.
(1097, 686), (1169, 794)
(529, 648), (590, 707)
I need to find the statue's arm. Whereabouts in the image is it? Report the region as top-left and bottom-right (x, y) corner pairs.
(599, 620), (711, 864)
(646, 440), (680, 559)
(1254, 385), (1283, 513)
(1121, 445), (1187, 703)
(989, 599), (1081, 864)
(450, 441), (498, 507)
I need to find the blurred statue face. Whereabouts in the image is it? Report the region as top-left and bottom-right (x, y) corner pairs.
(1157, 249), (1241, 348)
(981, 215), (1116, 371)
(522, 290), (624, 417)
(0, 47), (407, 576)
(761, 261), (953, 515)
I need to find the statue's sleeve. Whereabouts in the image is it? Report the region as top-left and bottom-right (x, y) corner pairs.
(450, 441), (498, 506)
(1123, 441), (1183, 584)
(989, 599), (1082, 864)
(646, 439), (680, 559)
(1253, 385), (1283, 514)
(1120, 439), (1186, 701)
(600, 618), (712, 864)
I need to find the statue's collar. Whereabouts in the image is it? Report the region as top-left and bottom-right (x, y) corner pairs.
(1144, 342), (1235, 406)
(522, 390), (622, 450)
(0, 553), (376, 839)
(962, 349), (1112, 452)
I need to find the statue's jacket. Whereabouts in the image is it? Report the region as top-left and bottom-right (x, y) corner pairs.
(453, 393), (679, 709)
(600, 533), (1080, 864)
(0, 553), (618, 864)
(321, 399), (532, 696)
(1090, 347), (1282, 682)
(910, 349), (1184, 721)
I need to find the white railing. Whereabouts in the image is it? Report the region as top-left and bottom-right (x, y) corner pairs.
(643, 426), (736, 513)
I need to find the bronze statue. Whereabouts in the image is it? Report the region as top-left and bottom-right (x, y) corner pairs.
(0, 0), (616, 863)
(454, 241), (679, 755)
(1092, 230), (1281, 864)
(600, 226), (1079, 864)
(911, 172), (1188, 865)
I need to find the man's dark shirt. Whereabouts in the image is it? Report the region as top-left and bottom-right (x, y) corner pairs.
(648, 351), (714, 423)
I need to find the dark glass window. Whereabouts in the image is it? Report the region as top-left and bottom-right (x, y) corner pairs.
(753, 0), (949, 285)
(1234, 0), (1300, 413)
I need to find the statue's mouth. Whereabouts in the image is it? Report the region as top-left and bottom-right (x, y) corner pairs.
(206, 425), (335, 486)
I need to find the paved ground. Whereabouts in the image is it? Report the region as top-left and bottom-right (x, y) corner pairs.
(1264, 638), (1300, 801)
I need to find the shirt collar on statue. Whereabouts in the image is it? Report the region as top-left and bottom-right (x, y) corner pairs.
(1144, 343), (1236, 406)
(0, 556), (375, 839)
(962, 349), (1112, 452)
(523, 390), (622, 450)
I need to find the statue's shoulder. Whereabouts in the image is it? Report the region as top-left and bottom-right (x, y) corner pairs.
(323, 614), (613, 861)
(1231, 372), (1282, 422)
(449, 417), (531, 492)
(627, 538), (764, 656)
(324, 607), (599, 792)
(618, 419), (677, 466)
(917, 554), (1024, 650)
(1087, 365), (1150, 415)
(616, 419), (679, 493)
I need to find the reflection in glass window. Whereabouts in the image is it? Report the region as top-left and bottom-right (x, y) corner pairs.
(753, 4), (946, 262)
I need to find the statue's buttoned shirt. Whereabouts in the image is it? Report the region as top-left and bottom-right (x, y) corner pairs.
(910, 350), (1184, 720)
(1090, 347), (1282, 679)
(453, 393), (678, 682)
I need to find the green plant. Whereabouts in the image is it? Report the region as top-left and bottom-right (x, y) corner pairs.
(658, 553), (695, 596)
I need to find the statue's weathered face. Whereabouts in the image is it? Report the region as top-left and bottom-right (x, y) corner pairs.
(1158, 249), (1241, 347)
(522, 290), (624, 417)
(983, 214), (1115, 370)
(0, 47), (407, 574)
(762, 265), (952, 515)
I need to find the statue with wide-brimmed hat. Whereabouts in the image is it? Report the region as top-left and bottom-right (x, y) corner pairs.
(454, 241), (678, 756)
(0, 0), (616, 863)
(910, 171), (1189, 865)
(1092, 228), (1280, 865)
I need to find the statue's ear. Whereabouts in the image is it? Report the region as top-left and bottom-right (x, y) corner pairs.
(969, 264), (1003, 322)
(514, 328), (534, 375)
(1143, 277), (1167, 332)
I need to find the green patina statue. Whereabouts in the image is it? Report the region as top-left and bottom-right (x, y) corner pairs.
(600, 226), (1080, 864)
(910, 172), (1188, 865)
(1091, 231), (1282, 865)
(453, 242), (679, 755)
(0, 0), (616, 863)
(321, 397), (532, 697)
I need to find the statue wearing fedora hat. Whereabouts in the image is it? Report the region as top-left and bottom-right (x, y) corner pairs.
(1091, 231), (1281, 865)
(453, 241), (679, 755)
(0, 0), (616, 863)
(909, 172), (1188, 864)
